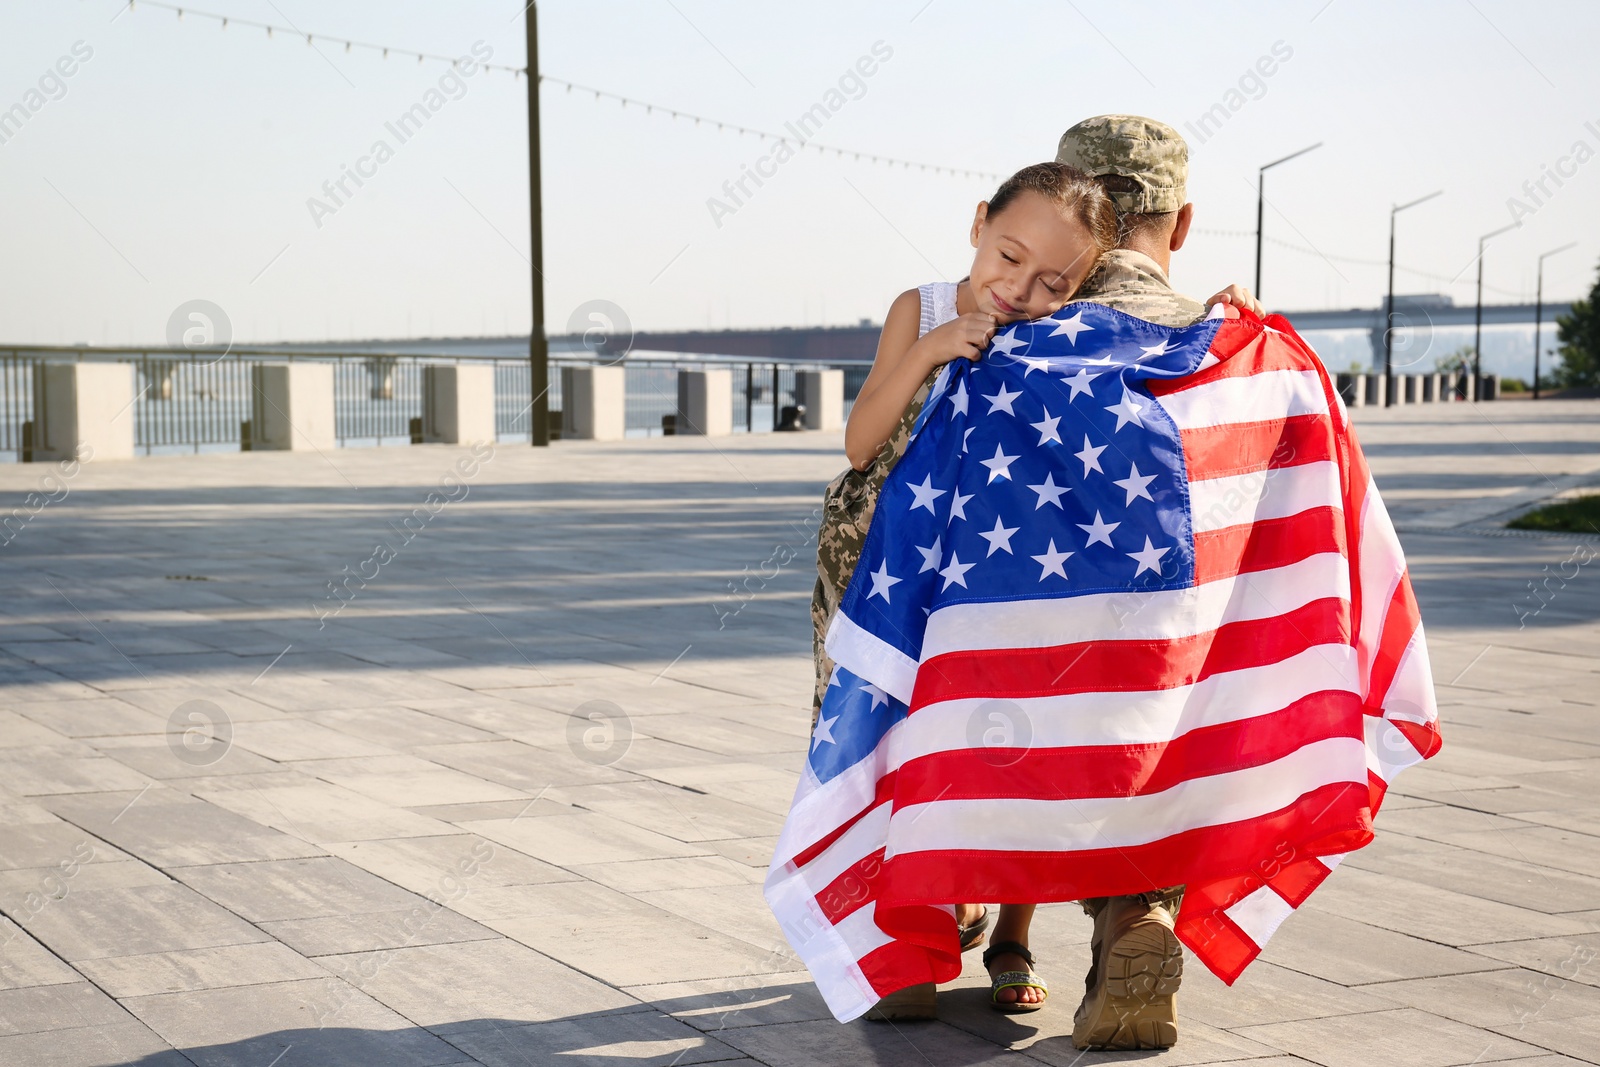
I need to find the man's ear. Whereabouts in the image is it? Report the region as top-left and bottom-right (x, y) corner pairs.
(1170, 203), (1194, 253)
(970, 201), (990, 249)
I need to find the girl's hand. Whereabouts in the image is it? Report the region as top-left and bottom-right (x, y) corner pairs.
(1205, 284), (1264, 317)
(909, 312), (998, 371)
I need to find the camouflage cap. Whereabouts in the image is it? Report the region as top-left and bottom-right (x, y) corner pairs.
(1056, 115), (1188, 214)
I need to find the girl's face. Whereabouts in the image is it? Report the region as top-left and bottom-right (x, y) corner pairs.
(967, 190), (1101, 324)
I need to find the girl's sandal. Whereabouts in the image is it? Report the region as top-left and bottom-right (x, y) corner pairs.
(958, 905), (991, 953)
(983, 940), (1048, 1014)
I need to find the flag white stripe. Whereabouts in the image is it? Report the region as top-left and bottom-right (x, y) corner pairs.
(1225, 884), (1296, 948)
(826, 607), (920, 706)
(769, 746), (886, 871)
(1188, 459), (1341, 534)
(764, 866), (882, 1021)
(1383, 626), (1437, 726)
(1354, 476), (1407, 689)
(784, 800), (891, 894)
(1158, 368), (1329, 430)
(917, 552), (1349, 660)
(885, 736), (1369, 856)
(890, 644), (1358, 764)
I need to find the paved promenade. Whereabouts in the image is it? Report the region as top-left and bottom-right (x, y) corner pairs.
(1, 399), (1599, 1066)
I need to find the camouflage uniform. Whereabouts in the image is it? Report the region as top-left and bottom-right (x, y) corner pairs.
(1075, 249), (1206, 328)
(811, 322), (945, 720)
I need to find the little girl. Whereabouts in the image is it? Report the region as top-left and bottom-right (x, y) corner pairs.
(809, 161), (1255, 1018)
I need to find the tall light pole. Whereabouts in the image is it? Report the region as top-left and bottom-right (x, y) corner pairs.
(1473, 221), (1520, 400)
(1254, 142), (1322, 299)
(1384, 190), (1443, 407)
(525, 3), (549, 446)
(1533, 242), (1577, 400)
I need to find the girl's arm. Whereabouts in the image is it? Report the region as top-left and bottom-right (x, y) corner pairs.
(844, 289), (997, 472)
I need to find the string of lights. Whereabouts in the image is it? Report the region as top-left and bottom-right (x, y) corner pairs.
(538, 74), (1004, 181)
(124, 0), (528, 74)
(124, 0), (1004, 182)
(129, 2), (1518, 286)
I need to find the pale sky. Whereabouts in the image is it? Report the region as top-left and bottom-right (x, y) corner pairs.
(2, 0), (1597, 346)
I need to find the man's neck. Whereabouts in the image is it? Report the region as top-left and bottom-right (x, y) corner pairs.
(1116, 237), (1171, 274)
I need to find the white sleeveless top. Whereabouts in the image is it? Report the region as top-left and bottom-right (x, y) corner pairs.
(917, 281), (959, 338)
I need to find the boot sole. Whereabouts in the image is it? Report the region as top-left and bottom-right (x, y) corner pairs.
(1072, 921), (1182, 1049)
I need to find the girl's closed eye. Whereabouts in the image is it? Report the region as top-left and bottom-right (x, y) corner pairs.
(966, 165), (1119, 323)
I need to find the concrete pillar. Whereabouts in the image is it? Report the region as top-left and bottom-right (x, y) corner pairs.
(1402, 375), (1420, 404)
(1338, 373), (1364, 408)
(1363, 373), (1386, 408)
(560, 366), (626, 441)
(251, 363), (335, 452)
(1482, 374), (1500, 401)
(424, 364), (496, 445)
(795, 369), (844, 431)
(1420, 373), (1439, 402)
(676, 369), (732, 436)
(34, 362), (136, 461)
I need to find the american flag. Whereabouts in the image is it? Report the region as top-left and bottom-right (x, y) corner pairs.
(766, 303), (1442, 1022)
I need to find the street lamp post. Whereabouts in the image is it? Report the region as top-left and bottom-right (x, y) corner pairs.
(1473, 221), (1519, 401)
(1254, 142), (1323, 299)
(1384, 190), (1443, 407)
(1533, 242), (1577, 400)
(525, 3), (549, 446)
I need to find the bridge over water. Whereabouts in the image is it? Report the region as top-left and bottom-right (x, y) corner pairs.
(593, 294), (1573, 368)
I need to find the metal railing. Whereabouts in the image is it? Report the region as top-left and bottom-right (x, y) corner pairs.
(1, 353), (37, 458)
(0, 345), (873, 459)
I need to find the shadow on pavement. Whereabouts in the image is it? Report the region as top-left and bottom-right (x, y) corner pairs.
(98, 981), (1074, 1067)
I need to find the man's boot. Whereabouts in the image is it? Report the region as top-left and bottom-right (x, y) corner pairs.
(1072, 893), (1182, 1050)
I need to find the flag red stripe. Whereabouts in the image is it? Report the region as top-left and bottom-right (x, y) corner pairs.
(877, 781), (1373, 914)
(1395, 717), (1442, 760)
(791, 777), (896, 870)
(1191, 505), (1346, 586)
(1343, 436), (1371, 636)
(857, 921), (960, 996)
(892, 689), (1362, 805)
(1366, 571), (1422, 713)
(1176, 908), (1260, 986)
(1180, 412), (1336, 482)
(1149, 322), (1306, 392)
(815, 848), (887, 925)
(1269, 855), (1336, 909)
(911, 596), (1349, 707)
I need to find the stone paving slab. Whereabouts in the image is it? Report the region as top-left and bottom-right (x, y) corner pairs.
(0, 400), (1599, 1064)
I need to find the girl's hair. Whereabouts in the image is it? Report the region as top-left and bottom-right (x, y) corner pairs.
(988, 162), (1119, 259)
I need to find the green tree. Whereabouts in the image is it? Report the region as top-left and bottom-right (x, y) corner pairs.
(1554, 259), (1600, 389)
(1434, 344), (1473, 375)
